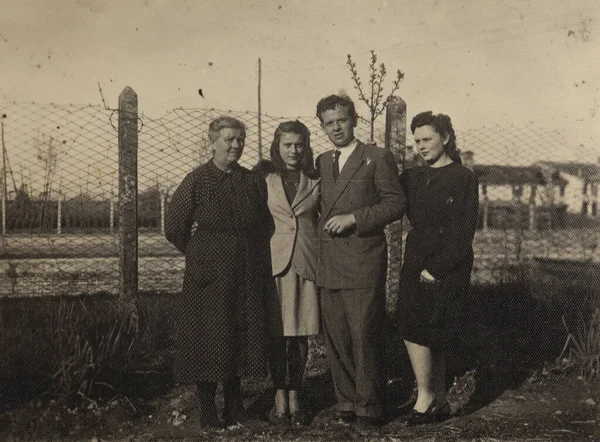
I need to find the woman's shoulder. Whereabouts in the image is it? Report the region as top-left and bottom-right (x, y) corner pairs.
(400, 165), (425, 179)
(252, 159), (277, 178)
(449, 162), (477, 180)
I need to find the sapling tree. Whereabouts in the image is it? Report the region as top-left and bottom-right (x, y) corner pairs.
(346, 50), (404, 142)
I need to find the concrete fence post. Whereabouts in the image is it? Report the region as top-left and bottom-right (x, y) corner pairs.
(384, 96), (406, 312)
(118, 87), (139, 327)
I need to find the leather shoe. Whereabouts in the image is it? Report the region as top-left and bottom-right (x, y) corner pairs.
(405, 399), (451, 426)
(290, 408), (308, 426)
(355, 415), (384, 431)
(335, 410), (356, 424)
(268, 407), (290, 426)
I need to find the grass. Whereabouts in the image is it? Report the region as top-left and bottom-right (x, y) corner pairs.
(1, 269), (599, 413)
(0, 293), (176, 407)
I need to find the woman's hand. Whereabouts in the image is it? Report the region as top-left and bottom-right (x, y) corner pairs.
(419, 269), (437, 284)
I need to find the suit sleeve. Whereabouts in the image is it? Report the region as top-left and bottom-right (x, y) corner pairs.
(424, 171), (479, 279)
(353, 149), (406, 235)
(164, 172), (196, 254)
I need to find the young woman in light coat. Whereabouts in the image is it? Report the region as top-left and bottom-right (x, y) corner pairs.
(255, 120), (320, 426)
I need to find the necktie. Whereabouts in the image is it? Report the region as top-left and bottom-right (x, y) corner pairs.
(332, 150), (341, 181)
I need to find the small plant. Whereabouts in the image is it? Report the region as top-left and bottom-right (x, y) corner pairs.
(346, 50), (404, 142)
(560, 307), (600, 380)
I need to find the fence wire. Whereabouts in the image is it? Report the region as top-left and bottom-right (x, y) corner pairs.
(0, 101), (599, 298)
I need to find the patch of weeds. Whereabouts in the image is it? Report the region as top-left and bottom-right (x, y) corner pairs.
(0, 293), (177, 407)
(560, 307), (600, 380)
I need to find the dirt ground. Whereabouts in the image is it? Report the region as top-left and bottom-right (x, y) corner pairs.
(2, 358), (599, 441)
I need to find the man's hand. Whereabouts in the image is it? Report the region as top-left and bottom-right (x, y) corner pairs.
(324, 214), (356, 237)
(420, 269), (437, 284)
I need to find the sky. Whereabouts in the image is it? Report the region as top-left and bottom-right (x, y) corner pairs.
(1, 0), (599, 160)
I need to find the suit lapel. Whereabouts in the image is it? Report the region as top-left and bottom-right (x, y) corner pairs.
(291, 173), (318, 210)
(323, 144), (365, 218)
(269, 173), (293, 212)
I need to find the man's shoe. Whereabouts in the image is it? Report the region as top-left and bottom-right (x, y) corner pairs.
(335, 410), (356, 424)
(268, 407), (290, 426)
(198, 404), (223, 428)
(290, 408), (308, 427)
(355, 415), (384, 432)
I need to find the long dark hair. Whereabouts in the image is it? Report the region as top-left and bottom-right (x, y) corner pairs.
(410, 111), (461, 164)
(256, 120), (318, 178)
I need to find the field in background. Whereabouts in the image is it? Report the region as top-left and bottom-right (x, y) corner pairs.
(1, 228), (598, 298)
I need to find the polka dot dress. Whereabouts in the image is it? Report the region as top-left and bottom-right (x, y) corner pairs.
(165, 160), (273, 383)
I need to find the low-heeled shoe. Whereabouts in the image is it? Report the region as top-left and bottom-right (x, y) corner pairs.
(405, 400), (451, 426)
(290, 408), (308, 426)
(268, 407), (290, 426)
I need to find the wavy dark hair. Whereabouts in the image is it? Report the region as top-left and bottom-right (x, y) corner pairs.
(315, 94), (358, 125)
(255, 120), (319, 179)
(410, 111), (462, 164)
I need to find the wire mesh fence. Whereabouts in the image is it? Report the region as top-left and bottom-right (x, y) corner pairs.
(1, 99), (599, 298)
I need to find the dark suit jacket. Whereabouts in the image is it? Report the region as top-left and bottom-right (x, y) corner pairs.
(316, 141), (405, 289)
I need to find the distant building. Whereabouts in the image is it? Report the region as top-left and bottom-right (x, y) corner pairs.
(537, 161), (600, 215)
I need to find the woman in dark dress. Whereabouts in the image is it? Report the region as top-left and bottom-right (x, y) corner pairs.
(165, 116), (273, 428)
(397, 112), (479, 425)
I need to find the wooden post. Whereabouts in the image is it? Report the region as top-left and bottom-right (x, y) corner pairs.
(482, 199), (489, 231)
(109, 197), (115, 234)
(481, 184), (488, 231)
(160, 189), (166, 235)
(57, 193), (62, 235)
(529, 185), (536, 231)
(257, 58), (262, 160)
(384, 96), (406, 312)
(118, 87), (139, 328)
(1, 122), (7, 235)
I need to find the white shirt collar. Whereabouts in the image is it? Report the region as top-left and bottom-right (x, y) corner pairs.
(334, 138), (359, 171)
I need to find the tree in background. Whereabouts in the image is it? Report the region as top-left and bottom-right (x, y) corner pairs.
(346, 50), (404, 142)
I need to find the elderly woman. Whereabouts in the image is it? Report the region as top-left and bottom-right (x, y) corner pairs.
(255, 121), (320, 426)
(165, 116), (273, 428)
(397, 111), (479, 425)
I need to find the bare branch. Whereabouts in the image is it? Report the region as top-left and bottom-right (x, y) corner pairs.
(346, 54), (368, 104)
(375, 69), (405, 120)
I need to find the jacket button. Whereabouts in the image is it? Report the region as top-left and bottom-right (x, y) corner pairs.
(290, 226), (295, 231)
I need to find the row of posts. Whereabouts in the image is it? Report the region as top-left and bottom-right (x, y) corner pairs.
(42, 194), (170, 235)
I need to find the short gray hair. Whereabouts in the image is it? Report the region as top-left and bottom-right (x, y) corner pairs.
(208, 116), (246, 142)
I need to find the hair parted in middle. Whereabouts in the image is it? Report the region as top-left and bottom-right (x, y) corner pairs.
(315, 94), (358, 125)
(262, 120), (318, 178)
(208, 116), (246, 142)
(410, 111), (462, 165)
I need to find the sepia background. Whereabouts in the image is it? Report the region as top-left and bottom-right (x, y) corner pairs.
(1, 1), (600, 439)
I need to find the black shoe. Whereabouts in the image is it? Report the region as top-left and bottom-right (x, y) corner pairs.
(268, 407), (290, 426)
(355, 415), (384, 431)
(223, 378), (247, 426)
(199, 409), (222, 428)
(405, 399), (451, 426)
(223, 405), (248, 427)
(290, 408), (308, 427)
(335, 410), (356, 424)
(197, 381), (222, 428)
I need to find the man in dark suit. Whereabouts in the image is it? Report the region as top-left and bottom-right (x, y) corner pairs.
(315, 94), (405, 426)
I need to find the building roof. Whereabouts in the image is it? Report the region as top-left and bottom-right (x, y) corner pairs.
(537, 161), (600, 181)
(474, 165), (567, 186)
